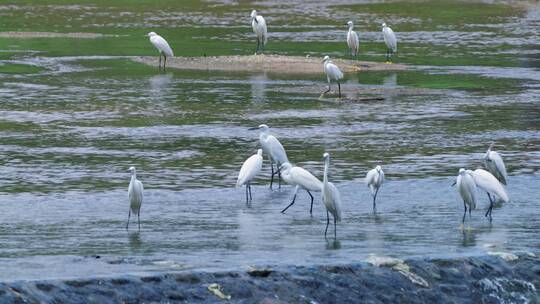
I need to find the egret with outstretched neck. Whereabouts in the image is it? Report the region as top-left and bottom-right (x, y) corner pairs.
(381, 23), (397, 63)
(347, 21), (359, 58)
(322, 55), (344, 97)
(483, 143), (508, 185)
(470, 168), (509, 221)
(365, 165), (384, 211)
(251, 10), (267, 54)
(321, 152), (342, 238)
(237, 149), (263, 204)
(147, 32), (174, 70)
(280, 162), (322, 214)
(127, 166), (144, 231)
(455, 168), (477, 224)
(249, 124), (288, 189)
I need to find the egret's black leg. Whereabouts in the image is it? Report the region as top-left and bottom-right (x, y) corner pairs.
(334, 216), (337, 239)
(256, 38), (260, 54)
(277, 167), (282, 189)
(485, 193), (494, 219)
(249, 184), (253, 201)
(137, 212), (141, 231)
(245, 185), (249, 204)
(281, 194), (297, 213)
(307, 190), (314, 215)
(164, 55), (167, 71)
(462, 202), (467, 224)
(158, 55), (162, 70)
(373, 188), (380, 211)
(324, 211), (330, 238)
(126, 210), (131, 230)
(323, 84), (331, 95)
(261, 37), (265, 53)
(337, 81), (341, 98)
(270, 164), (274, 189)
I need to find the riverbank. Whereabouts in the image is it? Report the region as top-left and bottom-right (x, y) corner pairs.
(1, 253), (537, 303)
(131, 55), (408, 74)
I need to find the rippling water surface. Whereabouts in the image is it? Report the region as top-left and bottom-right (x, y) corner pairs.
(0, 0), (538, 281)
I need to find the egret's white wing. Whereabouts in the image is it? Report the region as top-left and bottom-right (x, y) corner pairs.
(457, 173), (477, 210)
(365, 168), (377, 186)
(325, 62), (343, 81)
(267, 135), (288, 165)
(290, 166), (322, 192)
(252, 16), (267, 44)
(323, 182), (342, 221)
(383, 27), (397, 52)
(237, 154), (263, 187)
(347, 31), (359, 55)
(471, 169), (509, 203)
(150, 35), (174, 57)
(128, 179), (144, 213)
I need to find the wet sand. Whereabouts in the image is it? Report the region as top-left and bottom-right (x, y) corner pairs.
(131, 55), (408, 74)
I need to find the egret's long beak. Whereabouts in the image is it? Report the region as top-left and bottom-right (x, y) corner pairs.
(248, 127), (259, 130)
(253, 18), (258, 24)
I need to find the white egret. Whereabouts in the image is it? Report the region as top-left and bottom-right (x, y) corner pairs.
(237, 149), (263, 204)
(279, 162), (323, 214)
(347, 21), (360, 58)
(127, 166), (144, 231)
(147, 32), (174, 70)
(249, 124), (288, 189)
(470, 168), (510, 221)
(251, 10), (267, 54)
(381, 23), (397, 63)
(365, 165), (384, 210)
(455, 168), (477, 224)
(483, 143), (508, 185)
(321, 152), (342, 238)
(322, 55), (344, 97)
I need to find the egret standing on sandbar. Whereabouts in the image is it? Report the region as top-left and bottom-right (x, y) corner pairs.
(147, 32), (174, 70)
(470, 168), (509, 221)
(483, 143), (508, 185)
(322, 55), (344, 97)
(365, 165), (384, 211)
(347, 21), (360, 58)
(127, 166), (144, 231)
(249, 124), (288, 189)
(455, 168), (477, 224)
(251, 10), (267, 54)
(280, 162), (322, 214)
(381, 23), (397, 63)
(237, 149), (263, 204)
(321, 152), (342, 238)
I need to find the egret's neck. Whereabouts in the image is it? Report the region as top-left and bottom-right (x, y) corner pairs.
(260, 130), (268, 141)
(131, 172), (137, 181)
(348, 25), (354, 32)
(323, 159), (329, 185)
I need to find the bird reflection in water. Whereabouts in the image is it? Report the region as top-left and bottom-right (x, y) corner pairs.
(326, 239), (341, 250)
(129, 231), (142, 250)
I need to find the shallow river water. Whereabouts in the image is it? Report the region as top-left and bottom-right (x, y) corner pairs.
(0, 0), (538, 281)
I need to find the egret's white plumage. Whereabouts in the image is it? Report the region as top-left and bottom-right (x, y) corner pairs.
(251, 124), (288, 189)
(280, 162), (323, 214)
(251, 10), (267, 54)
(148, 32), (174, 70)
(456, 168), (477, 223)
(365, 165), (384, 210)
(322, 55), (344, 97)
(237, 149), (263, 204)
(381, 23), (397, 62)
(347, 21), (360, 57)
(127, 166), (144, 230)
(483, 143), (508, 185)
(321, 152), (342, 238)
(469, 168), (509, 221)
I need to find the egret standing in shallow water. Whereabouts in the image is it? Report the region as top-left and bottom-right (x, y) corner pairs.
(249, 124), (288, 189)
(147, 32), (174, 70)
(251, 10), (267, 54)
(280, 162), (322, 214)
(127, 166), (144, 231)
(347, 21), (360, 58)
(321, 153), (342, 238)
(455, 168), (477, 224)
(237, 149), (263, 204)
(483, 143), (508, 185)
(322, 55), (344, 97)
(381, 23), (397, 63)
(470, 168), (509, 221)
(365, 165), (384, 211)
